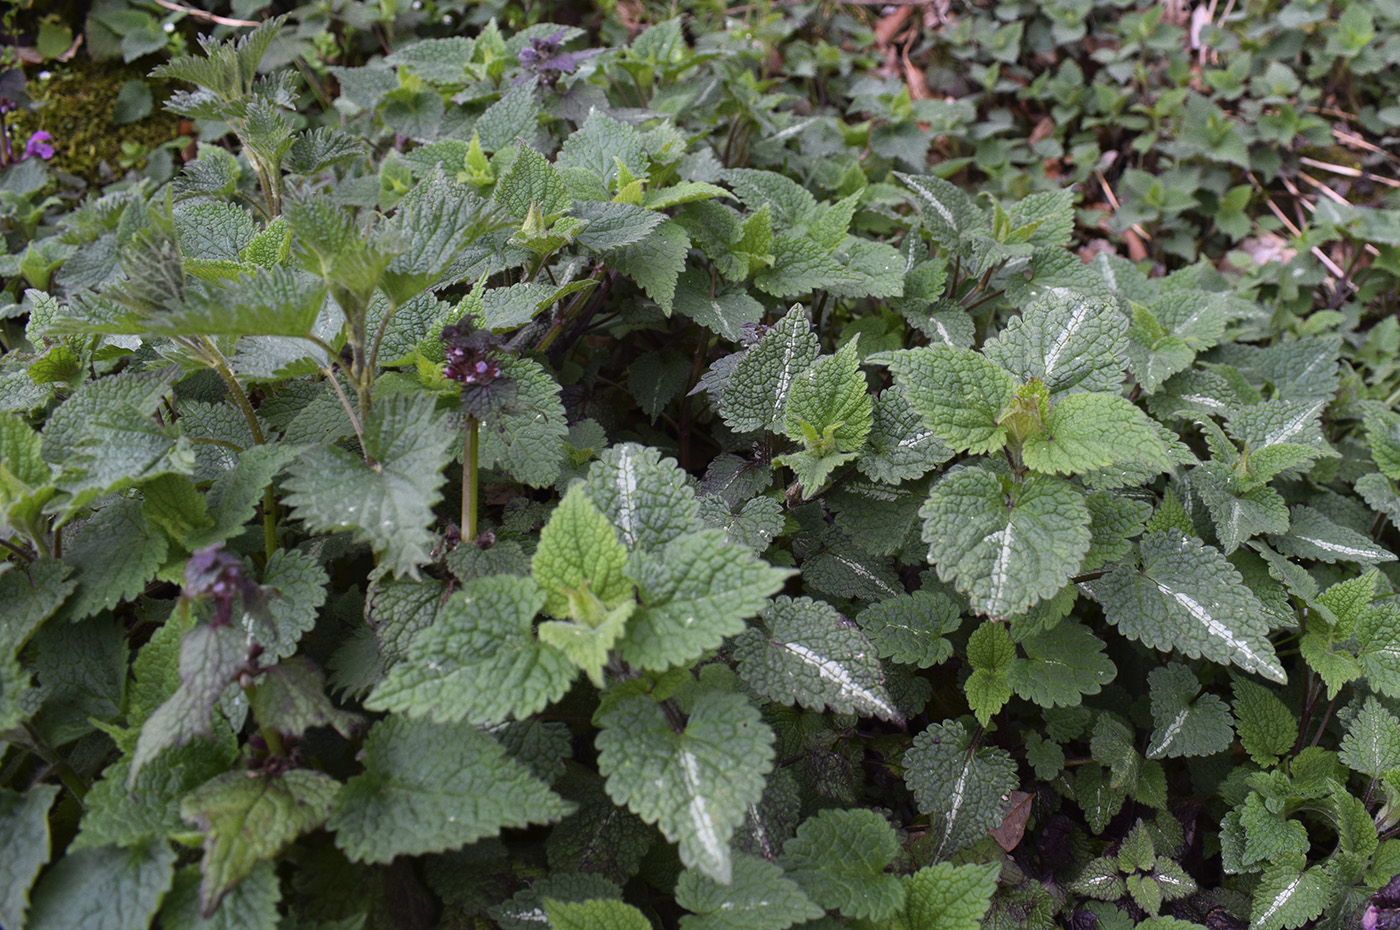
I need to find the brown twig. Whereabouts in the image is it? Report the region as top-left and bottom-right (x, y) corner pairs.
(151, 0), (260, 27)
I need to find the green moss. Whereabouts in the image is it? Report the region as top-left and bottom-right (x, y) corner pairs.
(11, 58), (183, 185)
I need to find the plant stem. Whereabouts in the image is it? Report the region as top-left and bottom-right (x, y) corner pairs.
(19, 723), (87, 803)
(462, 417), (479, 541)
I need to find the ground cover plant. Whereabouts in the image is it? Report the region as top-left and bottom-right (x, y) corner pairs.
(2, 1), (1400, 928)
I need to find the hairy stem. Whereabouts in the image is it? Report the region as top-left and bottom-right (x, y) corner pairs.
(462, 417), (479, 541)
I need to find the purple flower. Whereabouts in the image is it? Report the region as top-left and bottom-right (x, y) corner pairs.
(23, 131), (54, 161)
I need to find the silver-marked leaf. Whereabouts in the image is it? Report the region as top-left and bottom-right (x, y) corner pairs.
(904, 719), (1018, 860)
(719, 305), (819, 433)
(984, 291), (1128, 395)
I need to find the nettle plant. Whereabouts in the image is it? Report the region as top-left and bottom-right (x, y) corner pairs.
(3, 14), (1400, 930)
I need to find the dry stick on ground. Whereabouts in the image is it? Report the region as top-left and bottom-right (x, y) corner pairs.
(1300, 155), (1400, 189)
(1246, 171), (1355, 290)
(1095, 169), (1153, 243)
(151, 0), (261, 26)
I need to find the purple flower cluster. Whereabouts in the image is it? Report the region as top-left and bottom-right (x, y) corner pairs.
(24, 131), (54, 161)
(516, 28), (602, 88)
(184, 544), (263, 627)
(441, 321), (502, 386)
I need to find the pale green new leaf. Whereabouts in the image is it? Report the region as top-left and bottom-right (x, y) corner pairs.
(904, 719), (1018, 859)
(984, 292), (1128, 395)
(1008, 621), (1117, 708)
(494, 144), (569, 217)
(676, 855), (823, 930)
(904, 863), (1000, 930)
(1021, 393), (1172, 476)
(0, 785), (59, 930)
(543, 898), (651, 930)
(182, 770), (339, 915)
(1144, 664), (1234, 759)
(1231, 676), (1297, 766)
(884, 345), (1016, 455)
(1081, 531), (1286, 683)
(778, 809), (902, 921)
(782, 336), (872, 454)
(920, 467), (1091, 617)
(1339, 697), (1400, 777)
(596, 691), (774, 884)
(532, 484), (631, 619)
(620, 528), (791, 672)
(964, 620), (1015, 726)
(25, 837), (176, 930)
(733, 596), (900, 722)
(719, 305), (820, 433)
(368, 574), (576, 724)
(283, 393), (454, 578)
(329, 716), (571, 863)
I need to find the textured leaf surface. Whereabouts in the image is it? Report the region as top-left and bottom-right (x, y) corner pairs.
(330, 716), (570, 863)
(885, 346), (1016, 455)
(719, 305), (819, 432)
(778, 809), (902, 921)
(532, 484), (631, 618)
(1144, 664), (1234, 759)
(1082, 531), (1286, 682)
(734, 596), (900, 722)
(1008, 621), (1117, 708)
(26, 837), (176, 930)
(181, 769), (339, 914)
(543, 898), (652, 930)
(620, 529), (791, 671)
(676, 855), (823, 930)
(1339, 697), (1400, 777)
(855, 590), (961, 668)
(921, 467), (1091, 617)
(985, 292), (1128, 395)
(904, 719), (1018, 859)
(596, 691), (774, 884)
(904, 863), (1000, 930)
(583, 443), (701, 552)
(161, 862), (280, 930)
(368, 574), (575, 724)
(0, 785), (58, 930)
(283, 393), (454, 578)
(1021, 392), (1172, 476)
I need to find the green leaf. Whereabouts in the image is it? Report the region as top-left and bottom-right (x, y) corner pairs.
(583, 442), (702, 552)
(542, 898), (652, 930)
(283, 393), (454, 578)
(596, 690), (774, 884)
(781, 336), (872, 454)
(0, 785), (59, 930)
(778, 809), (903, 921)
(964, 620), (1015, 725)
(573, 201), (667, 253)
(676, 855), (823, 930)
(1232, 675), (1297, 766)
(494, 144), (569, 217)
(1021, 393), (1172, 476)
(160, 862), (280, 930)
(884, 345), (1017, 455)
(182, 770), (339, 916)
(479, 355), (568, 487)
(985, 292), (1128, 395)
(920, 467), (1091, 617)
(896, 173), (978, 255)
(607, 219), (690, 312)
(26, 838), (175, 930)
(734, 596), (900, 722)
(1271, 505), (1395, 564)
(858, 390), (953, 485)
(1008, 620), (1117, 708)
(620, 529), (791, 672)
(532, 483), (631, 619)
(246, 658), (359, 740)
(1143, 664), (1234, 759)
(1250, 854), (1329, 930)
(904, 719), (1018, 859)
(904, 863), (1000, 930)
(1082, 531), (1286, 683)
(1339, 696), (1400, 777)
(1365, 405), (1400, 481)
(329, 715), (570, 863)
(855, 589), (962, 669)
(367, 573), (576, 724)
(719, 305), (821, 433)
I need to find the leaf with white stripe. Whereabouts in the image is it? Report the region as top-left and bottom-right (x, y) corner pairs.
(883, 345), (1017, 456)
(734, 596), (901, 723)
(718, 305), (820, 433)
(1144, 664), (1233, 759)
(1270, 506), (1395, 565)
(903, 719), (1019, 860)
(1339, 696), (1400, 777)
(984, 291), (1128, 395)
(895, 173), (979, 257)
(858, 390), (953, 485)
(596, 691), (774, 885)
(921, 466), (1091, 617)
(584, 443), (702, 552)
(1082, 531), (1287, 683)
(1249, 853), (1329, 930)
(676, 854), (823, 930)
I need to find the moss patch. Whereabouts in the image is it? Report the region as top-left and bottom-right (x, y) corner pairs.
(12, 58), (182, 186)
